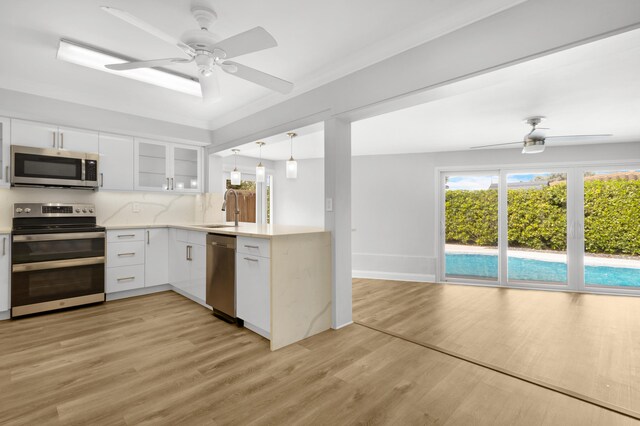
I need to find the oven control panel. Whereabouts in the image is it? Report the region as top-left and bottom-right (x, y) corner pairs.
(13, 203), (96, 217)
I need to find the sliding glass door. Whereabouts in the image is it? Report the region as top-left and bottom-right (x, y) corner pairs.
(440, 164), (640, 294)
(506, 171), (568, 286)
(583, 168), (640, 289)
(443, 173), (499, 283)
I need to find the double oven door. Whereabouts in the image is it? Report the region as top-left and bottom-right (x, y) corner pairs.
(11, 230), (105, 317)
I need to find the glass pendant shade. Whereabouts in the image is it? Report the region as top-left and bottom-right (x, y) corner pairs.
(256, 163), (266, 182)
(286, 157), (298, 179)
(230, 169), (241, 185)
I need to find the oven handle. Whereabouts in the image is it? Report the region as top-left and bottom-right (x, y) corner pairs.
(12, 256), (105, 273)
(13, 232), (105, 242)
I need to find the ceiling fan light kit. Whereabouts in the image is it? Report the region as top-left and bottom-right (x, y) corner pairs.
(98, 5), (294, 102)
(522, 139), (546, 154)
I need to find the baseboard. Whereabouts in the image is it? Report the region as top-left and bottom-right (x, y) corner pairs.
(243, 321), (270, 339)
(169, 286), (212, 310)
(106, 284), (172, 301)
(352, 270), (436, 283)
(0, 310), (10, 321)
(333, 320), (353, 330)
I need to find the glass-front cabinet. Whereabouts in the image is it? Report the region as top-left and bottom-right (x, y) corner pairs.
(134, 138), (202, 193)
(0, 117), (10, 188)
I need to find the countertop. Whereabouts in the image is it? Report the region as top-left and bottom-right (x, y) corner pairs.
(0, 228), (10, 234)
(101, 222), (327, 239)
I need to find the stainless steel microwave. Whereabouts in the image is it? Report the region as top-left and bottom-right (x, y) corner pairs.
(11, 145), (99, 189)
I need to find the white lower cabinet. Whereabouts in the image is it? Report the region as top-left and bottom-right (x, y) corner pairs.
(145, 228), (169, 287)
(106, 265), (145, 293)
(0, 234), (9, 312)
(236, 237), (271, 339)
(169, 229), (207, 303)
(106, 229), (145, 294)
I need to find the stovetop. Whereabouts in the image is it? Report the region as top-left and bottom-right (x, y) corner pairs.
(12, 202), (104, 235)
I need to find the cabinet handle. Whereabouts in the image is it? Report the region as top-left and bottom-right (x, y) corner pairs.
(117, 252), (136, 257)
(166, 177), (170, 190)
(170, 177), (174, 190)
(244, 245), (259, 249)
(5, 166), (8, 183)
(243, 257), (259, 262)
(52, 131), (56, 148)
(2, 237), (5, 256)
(100, 173), (104, 187)
(117, 276), (136, 282)
(187, 245), (193, 261)
(147, 230), (150, 245)
(117, 234), (136, 239)
(60, 132), (64, 149)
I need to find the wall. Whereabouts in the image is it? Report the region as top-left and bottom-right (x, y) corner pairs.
(351, 142), (640, 281)
(273, 158), (324, 227)
(0, 187), (204, 230)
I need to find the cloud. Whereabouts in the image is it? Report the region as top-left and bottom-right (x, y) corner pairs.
(447, 176), (495, 190)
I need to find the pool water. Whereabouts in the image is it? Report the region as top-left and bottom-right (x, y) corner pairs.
(445, 253), (640, 287)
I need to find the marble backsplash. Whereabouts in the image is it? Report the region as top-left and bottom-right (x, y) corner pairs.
(0, 188), (224, 229)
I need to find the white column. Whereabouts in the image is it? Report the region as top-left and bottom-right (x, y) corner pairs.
(324, 117), (352, 329)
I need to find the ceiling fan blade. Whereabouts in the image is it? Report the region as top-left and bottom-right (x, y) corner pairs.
(199, 72), (221, 102)
(471, 141), (523, 149)
(546, 134), (612, 140)
(213, 27), (277, 59)
(106, 58), (192, 71)
(101, 6), (195, 57)
(222, 61), (293, 94)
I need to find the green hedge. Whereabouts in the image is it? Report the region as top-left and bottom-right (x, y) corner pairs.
(445, 180), (640, 255)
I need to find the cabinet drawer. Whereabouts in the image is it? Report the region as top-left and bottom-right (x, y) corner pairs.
(237, 236), (270, 258)
(106, 264), (145, 293)
(188, 231), (207, 246)
(175, 229), (189, 243)
(107, 229), (145, 242)
(107, 241), (145, 267)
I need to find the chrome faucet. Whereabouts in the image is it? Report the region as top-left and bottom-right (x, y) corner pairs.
(222, 189), (240, 226)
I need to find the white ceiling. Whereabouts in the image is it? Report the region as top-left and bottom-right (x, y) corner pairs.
(0, 0), (523, 131)
(223, 28), (640, 159)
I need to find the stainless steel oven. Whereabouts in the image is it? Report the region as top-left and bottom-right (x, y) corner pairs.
(11, 145), (99, 189)
(11, 203), (105, 317)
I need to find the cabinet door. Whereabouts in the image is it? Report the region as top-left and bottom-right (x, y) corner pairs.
(0, 117), (9, 187)
(0, 234), (9, 312)
(135, 139), (169, 191)
(170, 240), (191, 293)
(11, 119), (58, 149)
(188, 244), (207, 302)
(58, 126), (99, 153)
(237, 254), (270, 335)
(98, 133), (134, 191)
(171, 144), (202, 193)
(145, 228), (169, 287)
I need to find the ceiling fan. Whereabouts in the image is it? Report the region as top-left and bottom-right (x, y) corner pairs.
(471, 117), (612, 154)
(101, 4), (294, 101)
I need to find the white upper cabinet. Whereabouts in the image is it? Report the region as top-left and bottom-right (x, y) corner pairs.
(11, 119), (99, 153)
(99, 133), (134, 191)
(58, 126), (99, 153)
(135, 138), (202, 193)
(0, 117), (10, 188)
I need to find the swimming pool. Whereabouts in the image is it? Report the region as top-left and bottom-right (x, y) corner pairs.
(445, 253), (640, 287)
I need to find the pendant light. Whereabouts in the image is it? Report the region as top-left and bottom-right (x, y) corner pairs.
(255, 141), (266, 182)
(286, 132), (298, 179)
(230, 149), (241, 185)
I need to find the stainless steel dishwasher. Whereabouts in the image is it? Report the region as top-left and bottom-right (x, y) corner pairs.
(206, 234), (237, 323)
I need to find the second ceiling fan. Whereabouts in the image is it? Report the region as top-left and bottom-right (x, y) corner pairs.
(101, 4), (294, 102)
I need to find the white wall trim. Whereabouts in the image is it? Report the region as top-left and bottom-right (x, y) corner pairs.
(0, 311), (10, 321)
(332, 321), (353, 330)
(106, 285), (172, 301)
(353, 270), (436, 283)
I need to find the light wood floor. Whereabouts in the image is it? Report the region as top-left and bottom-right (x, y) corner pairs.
(0, 290), (637, 425)
(353, 278), (640, 420)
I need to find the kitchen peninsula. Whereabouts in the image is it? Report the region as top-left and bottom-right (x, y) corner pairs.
(105, 223), (331, 351)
